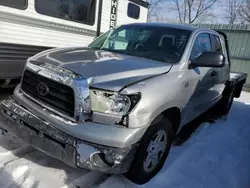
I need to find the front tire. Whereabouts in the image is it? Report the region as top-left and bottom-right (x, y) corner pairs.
(125, 116), (174, 184)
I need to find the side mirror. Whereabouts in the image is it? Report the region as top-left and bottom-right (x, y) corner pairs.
(189, 52), (225, 69)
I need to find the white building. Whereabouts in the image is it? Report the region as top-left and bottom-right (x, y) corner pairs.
(0, 0), (148, 86)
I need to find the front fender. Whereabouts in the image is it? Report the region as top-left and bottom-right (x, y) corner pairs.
(124, 71), (190, 128)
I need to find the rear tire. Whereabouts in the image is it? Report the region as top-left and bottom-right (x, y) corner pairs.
(125, 116), (174, 185)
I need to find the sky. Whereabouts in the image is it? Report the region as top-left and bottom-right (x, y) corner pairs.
(150, 0), (229, 24)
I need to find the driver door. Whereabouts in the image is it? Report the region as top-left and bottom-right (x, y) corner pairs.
(184, 33), (217, 123)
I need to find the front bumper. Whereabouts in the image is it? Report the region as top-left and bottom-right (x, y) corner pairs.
(0, 99), (137, 174)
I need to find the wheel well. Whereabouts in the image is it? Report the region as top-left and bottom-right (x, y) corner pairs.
(161, 107), (181, 134)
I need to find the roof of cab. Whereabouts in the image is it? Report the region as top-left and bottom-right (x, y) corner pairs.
(127, 22), (201, 31)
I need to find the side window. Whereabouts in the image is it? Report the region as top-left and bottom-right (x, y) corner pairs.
(35, 0), (96, 25)
(213, 35), (223, 53)
(127, 3), (140, 19)
(0, 0), (27, 9)
(190, 33), (212, 60)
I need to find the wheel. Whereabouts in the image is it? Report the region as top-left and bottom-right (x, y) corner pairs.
(217, 86), (235, 115)
(125, 116), (174, 184)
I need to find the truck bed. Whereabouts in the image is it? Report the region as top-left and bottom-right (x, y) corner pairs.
(229, 72), (248, 85)
(227, 72), (248, 98)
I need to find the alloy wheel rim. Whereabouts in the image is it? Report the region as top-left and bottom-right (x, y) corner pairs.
(143, 130), (167, 172)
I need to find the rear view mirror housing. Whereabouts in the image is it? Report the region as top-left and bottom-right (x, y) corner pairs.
(189, 52), (225, 69)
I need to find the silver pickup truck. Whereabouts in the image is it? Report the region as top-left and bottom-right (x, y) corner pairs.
(0, 23), (247, 184)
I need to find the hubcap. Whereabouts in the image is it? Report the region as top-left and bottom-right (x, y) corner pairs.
(143, 130), (167, 172)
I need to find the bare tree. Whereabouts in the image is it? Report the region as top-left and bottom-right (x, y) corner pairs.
(171, 0), (217, 24)
(148, 11), (161, 22)
(225, 0), (242, 24)
(195, 10), (216, 23)
(238, 0), (250, 23)
(147, 0), (164, 17)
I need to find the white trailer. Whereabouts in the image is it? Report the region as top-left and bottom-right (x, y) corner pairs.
(0, 0), (148, 87)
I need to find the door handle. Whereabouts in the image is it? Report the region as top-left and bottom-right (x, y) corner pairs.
(211, 71), (217, 77)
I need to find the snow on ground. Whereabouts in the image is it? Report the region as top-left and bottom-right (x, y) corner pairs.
(0, 89), (107, 188)
(0, 132), (107, 188)
(0, 132), (110, 188)
(98, 91), (250, 188)
(0, 91), (250, 188)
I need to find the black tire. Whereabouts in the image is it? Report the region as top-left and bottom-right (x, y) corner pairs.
(217, 86), (235, 116)
(125, 116), (174, 185)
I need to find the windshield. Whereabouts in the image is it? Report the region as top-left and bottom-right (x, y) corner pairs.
(89, 25), (191, 63)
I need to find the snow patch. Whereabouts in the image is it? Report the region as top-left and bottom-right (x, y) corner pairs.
(0, 92), (249, 188)
(12, 165), (29, 180)
(98, 92), (250, 188)
(21, 177), (36, 188)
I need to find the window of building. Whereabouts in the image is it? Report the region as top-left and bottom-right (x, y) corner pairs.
(213, 35), (223, 53)
(127, 3), (140, 19)
(35, 0), (96, 25)
(0, 0), (27, 10)
(190, 33), (212, 60)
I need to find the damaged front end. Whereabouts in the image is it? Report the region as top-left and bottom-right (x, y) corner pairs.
(0, 99), (137, 174)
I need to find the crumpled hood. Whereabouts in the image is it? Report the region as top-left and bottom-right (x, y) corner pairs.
(32, 47), (172, 91)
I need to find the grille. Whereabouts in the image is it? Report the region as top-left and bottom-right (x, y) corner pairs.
(21, 70), (75, 117)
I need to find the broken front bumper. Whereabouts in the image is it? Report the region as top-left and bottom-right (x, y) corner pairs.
(0, 99), (137, 174)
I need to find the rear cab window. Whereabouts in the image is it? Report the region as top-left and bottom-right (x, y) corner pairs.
(213, 35), (223, 53)
(212, 33), (229, 65)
